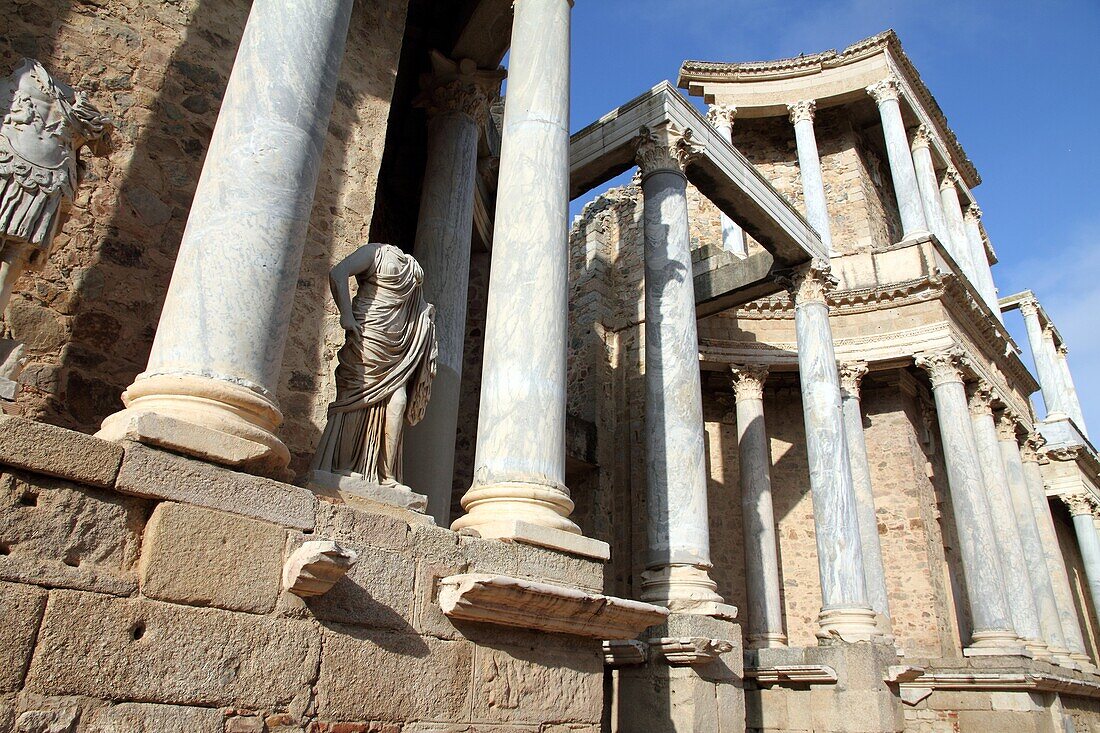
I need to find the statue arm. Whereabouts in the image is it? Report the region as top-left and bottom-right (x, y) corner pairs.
(329, 244), (379, 336)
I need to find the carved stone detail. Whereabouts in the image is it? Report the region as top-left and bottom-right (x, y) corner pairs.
(967, 381), (994, 417)
(414, 51), (505, 127)
(706, 103), (737, 129)
(730, 363), (769, 401)
(914, 349), (966, 387)
(602, 639), (648, 666)
(648, 636), (734, 665)
(940, 166), (961, 191)
(749, 664), (839, 685)
(1021, 432), (1046, 463)
(282, 540), (358, 598)
(838, 361), (869, 399)
(1018, 296), (1040, 319)
(910, 124), (933, 151)
(866, 76), (901, 104)
(965, 204), (983, 223)
(1060, 493), (1097, 518)
(994, 410), (1022, 443)
(787, 99), (816, 125)
(775, 259), (837, 304)
(634, 123), (702, 177)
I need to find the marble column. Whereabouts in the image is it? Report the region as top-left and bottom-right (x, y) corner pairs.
(403, 53), (503, 525)
(634, 124), (731, 617)
(838, 362), (892, 637)
(1001, 430), (1072, 663)
(97, 0), (355, 478)
(707, 104), (746, 258)
(452, 0), (583, 542)
(730, 363), (786, 646)
(1061, 493), (1100, 620)
(914, 350), (1020, 653)
(938, 168), (977, 279)
(1021, 435), (1093, 666)
(779, 262), (877, 641)
(968, 389), (1046, 656)
(1055, 344), (1088, 436)
(1018, 297), (1069, 420)
(788, 100), (834, 255)
(962, 205), (1000, 319)
(866, 77), (928, 240)
(909, 125), (951, 249)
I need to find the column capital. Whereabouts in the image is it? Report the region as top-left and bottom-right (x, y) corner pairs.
(1060, 492), (1098, 518)
(1018, 296), (1040, 318)
(775, 259), (836, 305)
(910, 123), (934, 151)
(964, 203), (983, 223)
(1021, 432), (1047, 463)
(634, 123), (702, 178)
(838, 361), (868, 399)
(994, 409), (1023, 443)
(967, 381), (995, 416)
(915, 349), (966, 387)
(787, 99), (816, 125)
(939, 166), (961, 191)
(866, 76), (901, 105)
(1056, 340), (1069, 357)
(730, 363), (769, 401)
(414, 51), (505, 127)
(707, 103), (738, 128)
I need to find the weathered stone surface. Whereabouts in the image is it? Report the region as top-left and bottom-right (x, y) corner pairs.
(0, 470), (144, 596)
(472, 645), (602, 724)
(314, 501), (411, 552)
(25, 590), (320, 709)
(0, 415), (122, 488)
(115, 442), (315, 530)
(140, 502), (286, 614)
(0, 581), (47, 693)
(85, 703), (223, 732)
(283, 540), (357, 598)
(14, 707), (79, 733)
(315, 627), (472, 722)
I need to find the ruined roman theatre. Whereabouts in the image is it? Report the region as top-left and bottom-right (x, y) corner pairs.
(3, 1), (1100, 731)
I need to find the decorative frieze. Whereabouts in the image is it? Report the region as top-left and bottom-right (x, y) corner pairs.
(787, 99), (816, 125)
(633, 123), (703, 177)
(775, 259), (837, 305)
(866, 76), (901, 104)
(730, 363), (769, 401)
(914, 349), (966, 387)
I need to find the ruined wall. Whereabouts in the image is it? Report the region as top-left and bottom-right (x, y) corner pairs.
(0, 0), (410, 476)
(0, 415), (604, 732)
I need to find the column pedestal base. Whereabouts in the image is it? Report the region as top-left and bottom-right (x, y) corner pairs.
(307, 469), (428, 514)
(816, 606), (879, 643)
(640, 564), (739, 620)
(1022, 638), (1052, 660)
(746, 632), (788, 649)
(459, 518), (609, 561)
(962, 646), (1031, 659)
(97, 374), (291, 480)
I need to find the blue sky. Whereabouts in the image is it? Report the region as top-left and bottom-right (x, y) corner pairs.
(568, 0), (1100, 433)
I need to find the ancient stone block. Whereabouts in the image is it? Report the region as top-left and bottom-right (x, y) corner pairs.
(0, 415), (123, 488)
(115, 442), (315, 530)
(315, 627), (472, 722)
(25, 590), (320, 709)
(472, 645), (603, 725)
(283, 540), (358, 598)
(0, 581), (46, 692)
(0, 470), (144, 596)
(140, 503), (286, 614)
(314, 501), (411, 552)
(85, 703), (223, 732)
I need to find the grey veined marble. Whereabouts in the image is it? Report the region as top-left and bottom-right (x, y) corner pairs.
(867, 78), (927, 240)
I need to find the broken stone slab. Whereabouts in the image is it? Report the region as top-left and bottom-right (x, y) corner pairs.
(308, 469), (428, 515)
(438, 573), (668, 639)
(283, 540), (358, 598)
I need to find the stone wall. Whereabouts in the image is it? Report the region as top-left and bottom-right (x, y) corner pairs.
(0, 0), (409, 476)
(0, 415), (605, 732)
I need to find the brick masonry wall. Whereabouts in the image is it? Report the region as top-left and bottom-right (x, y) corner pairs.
(0, 0), (409, 476)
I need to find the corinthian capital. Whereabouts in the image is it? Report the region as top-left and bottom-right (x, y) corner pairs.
(787, 99), (816, 125)
(939, 166), (961, 191)
(1060, 492), (1098, 517)
(837, 362), (868, 399)
(1017, 295), (1040, 318)
(994, 409), (1022, 442)
(964, 204), (983, 223)
(866, 77), (901, 104)
(634, 123), (702, 177)
(967, 381), (994, 417)
(707, 104), (738, 129)
(730, 363), (769, 401)
(914, 349), (966, 387)
(414, 51), (506, 127)
(910, 124), (933, 151)
(775, 259), (837, 305)
(1021, 432), (1046, 462)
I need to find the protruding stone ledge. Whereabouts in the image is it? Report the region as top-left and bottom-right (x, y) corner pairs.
(746, 664), (839, 685)
(283, 540), (358, 598)
(0, 414), (123, 488)
(603, 639), (648, 666)
(649, 637), (734, 666)
(438, 573), (668, 639)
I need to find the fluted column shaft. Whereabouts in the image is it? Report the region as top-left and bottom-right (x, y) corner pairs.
(731, 364), (786, 647)
(838, 362), (891, 634)
(1019, 298), (1069, 420)
(910, 126), (951, 248)
(962, 205), (1000, 319)
(707, 105), (746, 257)
(782, 263), (877, 641)
(403, 55), (501, 525)
(453, 0), (580, 539)
(866, 78), (927, 240)
(1063, 494), (1100, 620)
(915, 351), (1019, 652)
(98, 0), (356, 477)
(938, 169), (977, 279)
(788, 101), (833, 254)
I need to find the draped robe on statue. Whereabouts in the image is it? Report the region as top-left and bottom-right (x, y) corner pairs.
(311, 244), (436, 485)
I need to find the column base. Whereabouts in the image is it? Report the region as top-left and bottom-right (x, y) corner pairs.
(452, 480), (580, 530)
(1022, 637), (1052, 660)
(97, 373), (291, 480)
(745, 631), (788, 649)
(815, 606), (879, 643)
(965, 628), (1027, 656)
(1069, 652), (1096, 673)
(640, 564), (738, 620)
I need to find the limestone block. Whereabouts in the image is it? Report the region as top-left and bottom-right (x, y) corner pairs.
(514, 543), (604, 593)
(84, 703), (223, 732)
(410, 524), (470, 641)
(0, 581), (46, 692)
(472, 645), (603, 725)
(957, 709), (1044, 732)
(315, 501), (411, 552)
(0, 470), (144, 596)
(14, 708), (78, 733)
(25, 590), (320, 709)
(315, 627), (472, 722)
(115, 442), (316, 530)
(139, 503), (286, 614)
(0, 415), (123, 488)
(282, 540), (357, 597)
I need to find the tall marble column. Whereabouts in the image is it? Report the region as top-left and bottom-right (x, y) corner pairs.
(914, 350), (1020, 653)
(866, 77), (928, 240)
(837, 362), (892, 636)
(452, 0), (583, 543)
(909, 125), (951, 249)
(968, 391), (1046, 656)
(403, 53), (503, 525)
(1055, 344), (1088, 436)
(730, 363), (786, 646)
(98, 0), (356, 478)
(707, 104), (746, 257)
(779, 262), (877, 641)
(962, 205), (1000, 319)
(1018, 297), (1069, 420)
(1021, 435), (1093, 667)
(938, 168), (977, 279)
(1001, 430), (1072, 662)
(788, 100), (834, 255)
(1061, 493), (1100, 620)
(633, 124), (731, 616)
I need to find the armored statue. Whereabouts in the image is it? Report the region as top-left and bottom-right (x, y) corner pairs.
(310, 243), (437, 512)
(0, 59), (111, 315)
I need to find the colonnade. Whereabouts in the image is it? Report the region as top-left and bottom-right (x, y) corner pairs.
(1018, 295), (1088, 435)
